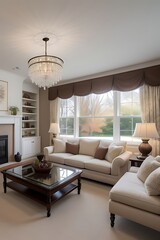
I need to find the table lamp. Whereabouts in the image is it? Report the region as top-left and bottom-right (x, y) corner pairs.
(48, 123), (59, 140)
(133, 123), (159, 159)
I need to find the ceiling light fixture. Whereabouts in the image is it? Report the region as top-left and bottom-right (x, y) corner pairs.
(28, 37), (64, 89)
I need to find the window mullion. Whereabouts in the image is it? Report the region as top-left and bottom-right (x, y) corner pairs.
(113, 91), (120, 141)
(74, 96), (79, 138)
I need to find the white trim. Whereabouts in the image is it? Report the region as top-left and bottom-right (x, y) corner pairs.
(0, 115), (22, 154)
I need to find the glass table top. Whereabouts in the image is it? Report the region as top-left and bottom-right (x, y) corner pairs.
(6, 164), (79, 188)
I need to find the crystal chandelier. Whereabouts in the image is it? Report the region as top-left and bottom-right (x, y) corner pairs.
(28, 37), (64, 89)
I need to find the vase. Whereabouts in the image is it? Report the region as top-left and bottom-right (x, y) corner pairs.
(14, 152), (21, 162)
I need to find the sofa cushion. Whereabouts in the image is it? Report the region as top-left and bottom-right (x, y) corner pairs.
(85, 159), (111, 174)
(106, 144), (124, 163)
(66, 142), (79, 155)
(94, 147), (108, 160)
(137, 156), (160, 182)
(155, 155), (160, 162)
(48, 153), (73, 164)
(54, 139), (66, 153)
(110, 172), (160, 215)
(79, 139), (100, 157)
(145, 168), (160, 196)
(64, 154), (93, 168)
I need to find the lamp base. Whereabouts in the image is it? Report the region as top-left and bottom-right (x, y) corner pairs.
(138, 139), (152, 160)
(51, 134), (57, 145)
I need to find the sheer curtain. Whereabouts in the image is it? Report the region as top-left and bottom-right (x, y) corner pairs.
(140, 84), (160, 156)
(49, 97), (60, 142)
(50, 98), (60, 123)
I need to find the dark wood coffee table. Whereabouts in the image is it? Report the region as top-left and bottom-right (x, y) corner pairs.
(2, 164), (82, 217)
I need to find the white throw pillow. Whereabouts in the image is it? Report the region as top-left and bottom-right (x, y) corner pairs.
(155, 155), (160, 162)
(105, 144), (124, 163)
(54, 139), (66, 153)
(145, 168), (160, 195)
(137, 155), (160, 182)
(79, 139), (100, 156)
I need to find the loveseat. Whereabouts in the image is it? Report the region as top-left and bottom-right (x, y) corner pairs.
(44, 138), (132, 185)
(109, 155), (160, 231)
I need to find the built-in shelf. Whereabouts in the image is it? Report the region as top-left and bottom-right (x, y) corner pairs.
(21, 90), (41, 159)
(22, 91), (38, 138)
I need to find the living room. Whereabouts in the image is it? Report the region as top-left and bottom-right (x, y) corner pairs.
(0, 1), (160, 239)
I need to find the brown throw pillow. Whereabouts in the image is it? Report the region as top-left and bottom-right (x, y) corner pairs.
(94, 147), (108, 160)
(66, 142), (79, 155)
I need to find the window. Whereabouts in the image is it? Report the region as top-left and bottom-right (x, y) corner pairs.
(78, 92), (113, 137)
(59, 89), (142, 142)
(119, 89), (142, 141)
(59, 97), (74, 135)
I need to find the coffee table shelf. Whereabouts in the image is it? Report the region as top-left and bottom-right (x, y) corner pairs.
(7, 181), (78, 202)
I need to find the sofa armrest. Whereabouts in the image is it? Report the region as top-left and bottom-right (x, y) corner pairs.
(111, 151), (132, 176)
(44, 146), (54, 160)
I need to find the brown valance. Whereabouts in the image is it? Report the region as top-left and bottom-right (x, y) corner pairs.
(74, 80), (92, 96)
(113, 69), (144, 91)
(49, 64), (160, 100)
(144, 65), (160, 86)
(92, 75), (113, 94)
(58, 83), (74, 99)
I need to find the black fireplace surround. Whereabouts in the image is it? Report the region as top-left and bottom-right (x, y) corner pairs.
(0, 135), (8, 164)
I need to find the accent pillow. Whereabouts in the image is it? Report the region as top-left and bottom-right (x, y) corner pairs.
(79, 139), (100, 157)
(94, 147), (108, 160)
(53, 139), (66, 153)
(155, 155), (160, 162)
(105, 144), (124, 163)
(66, 142), (79, 155)
(145, 168), (160, 196)
(137, 156), (160, 182)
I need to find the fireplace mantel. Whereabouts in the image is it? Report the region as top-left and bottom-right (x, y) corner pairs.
(0, 115), (22, 154)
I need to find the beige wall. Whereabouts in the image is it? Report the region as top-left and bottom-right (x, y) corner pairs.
(39, 88), (50, 151)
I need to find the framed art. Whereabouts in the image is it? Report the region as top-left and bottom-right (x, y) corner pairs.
(0, 80), (8, 111)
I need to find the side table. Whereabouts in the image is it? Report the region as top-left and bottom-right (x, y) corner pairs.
(129, 155), (145, 167)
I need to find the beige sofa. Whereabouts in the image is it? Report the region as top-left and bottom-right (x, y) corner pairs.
(109, 155), (160, 231)
(44, 138), (132, 185)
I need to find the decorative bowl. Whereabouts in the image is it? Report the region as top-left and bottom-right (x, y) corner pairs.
(32, 161), (53, 174)
(37, 154), (44, 161)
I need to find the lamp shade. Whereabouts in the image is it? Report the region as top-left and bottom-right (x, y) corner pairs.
(133, 123), (159, 139)
(48, 123), (59, 134)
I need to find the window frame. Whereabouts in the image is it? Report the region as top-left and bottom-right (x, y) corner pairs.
(59, 89), (141, 142)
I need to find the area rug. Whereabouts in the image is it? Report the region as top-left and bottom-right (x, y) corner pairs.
(0, 173), (159, 240)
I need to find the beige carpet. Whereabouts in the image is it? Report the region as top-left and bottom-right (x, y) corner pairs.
(0, 173), (159, 240)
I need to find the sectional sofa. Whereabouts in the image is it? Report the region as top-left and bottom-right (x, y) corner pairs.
(44, 138), (132, 185)
(109, 155), (160, 231)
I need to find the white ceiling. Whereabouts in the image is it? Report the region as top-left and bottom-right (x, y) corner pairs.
(1, 0), (160, 85)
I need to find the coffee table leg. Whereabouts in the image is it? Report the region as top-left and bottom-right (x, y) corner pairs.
(47, 208), (51, 217)
(47, 196), (51, 217)
(78, 177), (81, 194)
(3, 173), (7, 193)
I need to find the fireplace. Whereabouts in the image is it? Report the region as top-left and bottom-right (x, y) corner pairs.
(0, 115), (22, 163)
(0, 135), (8, 164)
